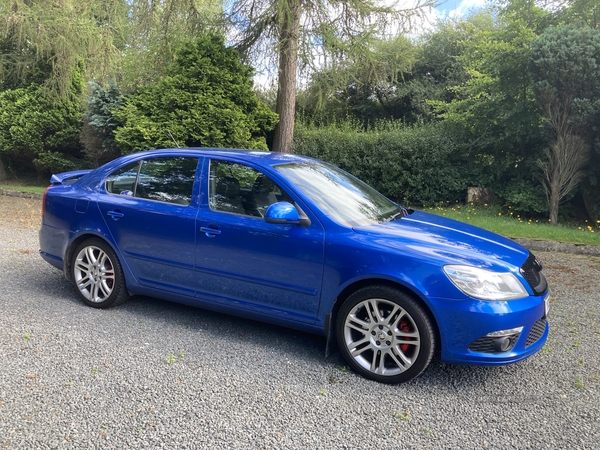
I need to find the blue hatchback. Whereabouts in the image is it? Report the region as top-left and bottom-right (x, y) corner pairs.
(39, 149), (549, 383)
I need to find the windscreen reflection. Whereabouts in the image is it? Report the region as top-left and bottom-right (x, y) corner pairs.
(275, 162), (401, 227)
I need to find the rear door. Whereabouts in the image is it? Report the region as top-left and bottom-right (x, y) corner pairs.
(97, 155), (201, 296)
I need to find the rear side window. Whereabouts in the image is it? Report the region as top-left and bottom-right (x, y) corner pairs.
(105, 157), (199, 206)
(105, 162), (140, 195)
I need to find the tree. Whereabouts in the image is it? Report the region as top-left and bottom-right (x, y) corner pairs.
(0, 0), (128, 96)
(297, 19), (476, 129)
(120, 0), (223, 93)
(113, 35), (278, 154)
(81, 81), (124, 167)
(530, 25), (600, 224)
(0, 66), (85, 179)
(297, 36), (418, 128)
(556, 0), (600, 29)
(227, 0), (435, 152)
(431, 9), (551, 214)
(0, 1), (223, 96)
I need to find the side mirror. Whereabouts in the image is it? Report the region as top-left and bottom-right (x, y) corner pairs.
(264, 202), (301, 225)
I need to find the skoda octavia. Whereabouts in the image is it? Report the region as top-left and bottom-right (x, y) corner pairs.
(39, 149), (549, 383)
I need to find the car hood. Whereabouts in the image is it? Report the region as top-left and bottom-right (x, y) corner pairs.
(352, 210), (529, 270)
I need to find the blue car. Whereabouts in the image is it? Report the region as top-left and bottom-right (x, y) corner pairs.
(39, 149), (549, 383)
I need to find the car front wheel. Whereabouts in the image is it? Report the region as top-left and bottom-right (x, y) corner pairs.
(336, 286), (436, 384)
(71, 238), (128, 308)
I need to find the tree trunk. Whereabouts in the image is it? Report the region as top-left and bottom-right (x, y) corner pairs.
(272, 0), (301, 154)
(0, 158), (6, 182)
(549, 179), (559, 226)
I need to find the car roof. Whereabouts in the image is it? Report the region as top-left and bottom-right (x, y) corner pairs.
(119, 148), (314, 167)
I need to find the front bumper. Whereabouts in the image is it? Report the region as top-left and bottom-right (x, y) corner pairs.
(432, 289), (550, 366)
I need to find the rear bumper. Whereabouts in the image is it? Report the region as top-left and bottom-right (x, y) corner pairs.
(39, 224), (68, 271)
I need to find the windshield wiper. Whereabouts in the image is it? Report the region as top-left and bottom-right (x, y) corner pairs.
(388, 206), (414, 222)
(384, 206), (410, 222)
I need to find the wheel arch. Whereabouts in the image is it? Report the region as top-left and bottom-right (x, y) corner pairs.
(325, 278), (441, 357)
(64, 233), (119, 282)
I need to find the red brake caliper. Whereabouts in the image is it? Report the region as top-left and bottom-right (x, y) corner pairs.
(399, 319), (412, 354)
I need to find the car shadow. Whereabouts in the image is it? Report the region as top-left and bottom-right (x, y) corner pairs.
(121, 294), (330, 364)
(31, 269), (537, 387)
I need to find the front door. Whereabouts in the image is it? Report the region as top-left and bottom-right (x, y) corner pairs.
(194, 159), (325, 323)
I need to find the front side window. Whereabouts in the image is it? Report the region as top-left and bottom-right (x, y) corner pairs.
(209, 160), (292, 217)
(105, 157), (199, 206)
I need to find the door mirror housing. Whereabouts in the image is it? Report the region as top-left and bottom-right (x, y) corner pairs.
(265, 202), (301, 225)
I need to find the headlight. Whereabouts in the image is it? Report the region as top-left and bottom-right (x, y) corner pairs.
(443, 265), (528, 301)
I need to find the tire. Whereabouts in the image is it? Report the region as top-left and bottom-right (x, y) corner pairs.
(336, 285), (436, 384)
(71, 238), (129, 308)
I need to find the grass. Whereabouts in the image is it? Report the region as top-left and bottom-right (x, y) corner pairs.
(0, 183), (46, 194)
(423, 203), (600, 246)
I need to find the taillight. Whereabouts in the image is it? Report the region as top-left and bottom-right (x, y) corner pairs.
(42, 186), (50, 217)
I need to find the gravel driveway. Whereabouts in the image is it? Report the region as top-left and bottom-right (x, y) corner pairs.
(1, 195), (599, 449)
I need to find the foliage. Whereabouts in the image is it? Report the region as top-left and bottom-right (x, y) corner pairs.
(293, 122), (470, 206)
(81, 81), (124, 166)
(0, 0), (128, 97)
(529, 24), (600, 224)
(555, 0), (600, 28)
(0, 68), (84, 178)
(428, 9), (552, 215)
(298, 19), (472, 128)
(297, 36), (418, 129)
(496, 179), (548, 215)
(120, 0), (223, 93)
(113, 35), (278, 154)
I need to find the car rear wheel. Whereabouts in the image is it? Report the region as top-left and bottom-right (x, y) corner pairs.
(336, 286), (436, 384)
(71, 239), (128, 308)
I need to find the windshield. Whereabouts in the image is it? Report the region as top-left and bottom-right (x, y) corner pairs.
(274, 161), (404, 227)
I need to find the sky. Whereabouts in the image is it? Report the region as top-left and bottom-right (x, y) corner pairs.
(435, 0), (487, 18)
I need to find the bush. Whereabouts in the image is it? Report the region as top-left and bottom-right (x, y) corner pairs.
(293, 122), (470, 206)
(496, 179), (548, 215)
(113, 34), (278, 154)
(0, 80), (83, 178)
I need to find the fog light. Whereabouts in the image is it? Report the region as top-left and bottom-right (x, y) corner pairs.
(486, 327), (523, 337)
(469, 327), (524, 354)
(494, 337), (513, 352)
(487, 327), (522, 353)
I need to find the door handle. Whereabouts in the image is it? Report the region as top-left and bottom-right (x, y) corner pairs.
(200, 226), (221, 237)
(107, 210), (124, 220)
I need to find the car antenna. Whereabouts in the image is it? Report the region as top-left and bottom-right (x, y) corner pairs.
(167, 130), (180, 148)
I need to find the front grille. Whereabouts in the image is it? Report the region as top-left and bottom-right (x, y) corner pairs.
(520, 252), (547, 295)
(525, 317), (547, 347)
(468, 334), (518, 353)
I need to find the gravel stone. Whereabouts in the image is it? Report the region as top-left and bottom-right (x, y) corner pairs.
(1, 195), (599, 449)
